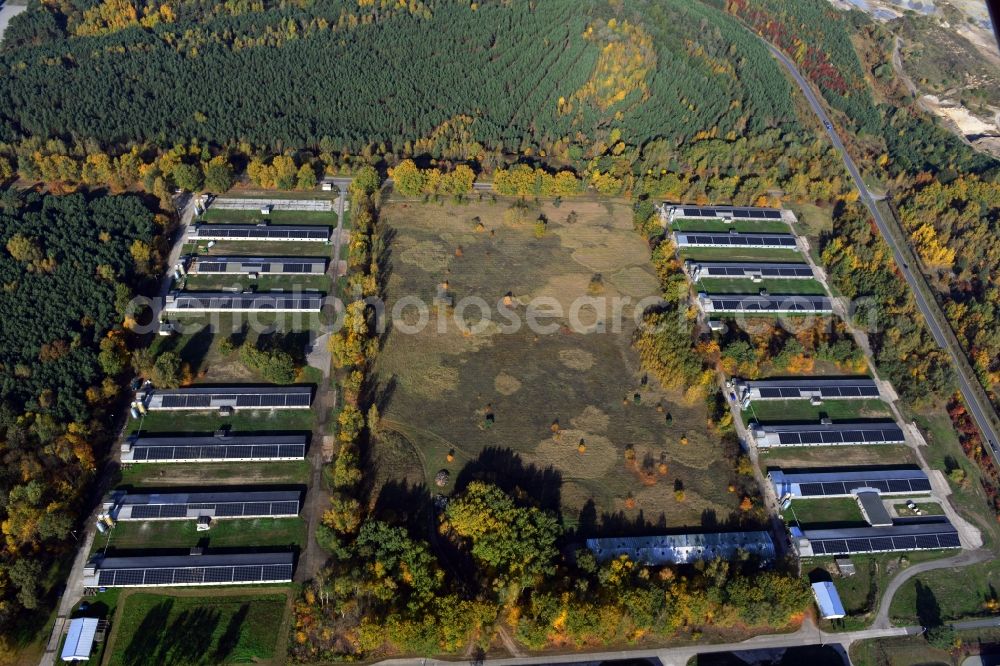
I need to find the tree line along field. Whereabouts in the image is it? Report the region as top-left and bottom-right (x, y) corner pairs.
(373, 197), (742, 528)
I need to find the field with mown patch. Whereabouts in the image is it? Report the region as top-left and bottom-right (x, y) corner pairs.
(373, 198), (741, 527)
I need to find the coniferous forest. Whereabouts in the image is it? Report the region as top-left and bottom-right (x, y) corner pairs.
(0, 0), (998, 660)
(0, 0), (794, 155)
(0, 189), (160, 652)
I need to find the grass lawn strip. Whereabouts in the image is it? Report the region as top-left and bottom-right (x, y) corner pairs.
(117, 460), (312, 488)
(670, 218), (791, 233)
(783, 497), (865, 527)
(201, 208), (337, 226)
(742, 398), (892, 425)
(760, 444), (918, 469)
(104, 589), (291, 666)
(182, 274), (330, 293)
(912, 407), (1000, 550)
(889, 557), (1000, 624)
(696, 277), (826, 295)
(678, 247), (803, 262)
(126, 407), (314, 435)
(92, 518), (306, 556)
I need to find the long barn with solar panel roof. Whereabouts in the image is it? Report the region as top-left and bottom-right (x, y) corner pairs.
(106, 490), (301, 521)
(188, 224), (330, 242)
(792, 518), (961, 556)
(138, 385), (312, 411)
(658, 204), (786, 225)
(734, 377), (880, 409)
(769, 467), (931, 499)
(674, 230), (798, 249)
(189, 256), (327, 275)
(82, 552), (294, 588)
(121, 432), (307, 463)
(686, 261), (814, 282)
(698, 294), (832, 314)
(750, 421), (905, 448)
(164, 291), (324, 313)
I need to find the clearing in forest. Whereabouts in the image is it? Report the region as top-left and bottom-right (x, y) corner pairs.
(373, 197), (741, 528)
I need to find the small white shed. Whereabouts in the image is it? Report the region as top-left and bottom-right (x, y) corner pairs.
(812, 581), (846, 620)
(61, 617), (98, 661)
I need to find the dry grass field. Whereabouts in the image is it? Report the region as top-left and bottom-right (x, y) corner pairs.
(373, 198), (741, 529)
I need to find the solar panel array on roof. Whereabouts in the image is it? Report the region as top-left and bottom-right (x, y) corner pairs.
(697, 263), (813, 278)
(791, 473), (931, 497)
(819, 385), (880, 398)
(128, 500), (299, 519)
(147, 387), (311, 410)
(93, 554), (294, 587)
(773, 425), (904, 446)
(166, 293), (323, 312)
(680, 207), (782, 220)
(704, 295), (832, 313)
(190, 225), (330, 240)
(804, 526), (960, 555)
(129, 441), (306, 462)
(745, 378), (879, 400)
(118, 491), (301, 520)
(144, 386), (312, 411)
(677, 232), (797, 247)
(192, 257), (326, 275)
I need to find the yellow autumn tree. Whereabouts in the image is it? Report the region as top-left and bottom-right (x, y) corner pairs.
(911, 223), (955, 271)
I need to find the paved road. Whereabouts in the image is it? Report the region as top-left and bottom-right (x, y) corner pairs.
(296, 181), (349, 583)
(39, 520), (99, 666)
(374, 620), (917, 666)
(952, 616), (1000, 631)
(721, 378), (789, 559)
(874, 548), (995, 629)
(148, 194), (195, 327)
(764, 42), (1000, 473)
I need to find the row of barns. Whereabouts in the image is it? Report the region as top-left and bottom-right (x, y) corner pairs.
(67, 200), (337, 660)
(90, 384), (319, 590)
(660, 204), (964, 578)
(662, 204), (833, 315)
(163, 222), (332, 314)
